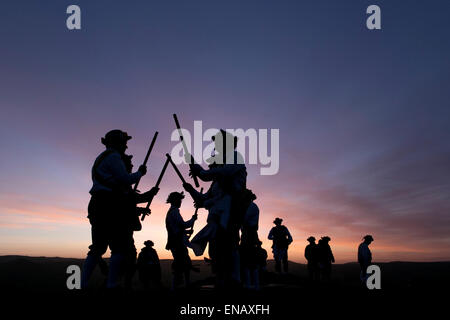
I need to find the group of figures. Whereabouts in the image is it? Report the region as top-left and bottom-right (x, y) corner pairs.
(81, 127), (270, 290)
(81, 126), (375, 291)
(303, 234), (375, 283)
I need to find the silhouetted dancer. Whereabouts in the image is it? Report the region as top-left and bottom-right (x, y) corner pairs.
(240, 190), (260, 290)
(358, 235), (374, 284)
(256, 240), (268, 284)
(268, 218), (293, 273)
(185, 129), (247, 288)
(81, 130), (158, 289)
(317, 236), (335, 281)
(165, 191), (197, 290)
(305, 236), (319, 282)
(137, 240), (161, 289)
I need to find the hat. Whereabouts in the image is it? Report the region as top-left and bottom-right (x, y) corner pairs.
(101, 129), (132, 146)
(166, 191), (185, 203)
(321, 236), (331, 242)
(307, 236), (316, 242)
(363, 235), (374, 241)
(211, 129), (238, 149)
(273, 217), (283, 225)
(144, 240), (154, 247)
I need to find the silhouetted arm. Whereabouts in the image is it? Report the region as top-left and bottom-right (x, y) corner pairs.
(106, 153), (142, 186)
(268, 228), (274, 240)
(285, 227), (293, 244)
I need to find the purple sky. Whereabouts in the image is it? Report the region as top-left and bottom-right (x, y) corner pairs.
(1, 0), (450, 262)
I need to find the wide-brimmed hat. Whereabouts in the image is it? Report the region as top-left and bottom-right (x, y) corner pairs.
(101, 129), (132, 146)
(211, 129), (237, 143)
(144, 240), (154, 247)
(166, 191), (185, 203)
(321, 236), (331, 242)
(307, 236), (316, 242)
(363, 234), (374, 241)
(273, 217), (283, 225)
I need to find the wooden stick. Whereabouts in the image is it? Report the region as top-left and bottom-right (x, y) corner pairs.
(188, 187), (203, 238)
(141, 156), (169, 221)
(134, 131), (158, 191)
(166, 153), (187, 184)
(173, 114), (200, 187)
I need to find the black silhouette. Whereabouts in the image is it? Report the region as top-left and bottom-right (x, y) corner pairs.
(358, 234), (374, 283)
(317, 236), (335, 281)
(81, 130), (159, 289)
(183, 129), (248, 288)
(256, 240), (268, 284)
(165, 191), (197, 289)
(173, 113), (200, 187)
(240, 190), (260, 289)
(268, 218), (293, 273)
(137, 240), (162, 289)
(305, 236), (319, 282)
(141, 157), (170, 221)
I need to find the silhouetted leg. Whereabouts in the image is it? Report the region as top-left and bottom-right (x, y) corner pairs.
(253, 268), (260, 290)
(124, 234), (137, 290)
(98, 258), (109, 276)
(243, 268), (250, 288)
(275, 258), (281, 273)
(283, 250), (288, 273)
(107, 253), (124, 288)
(81, 254), (99, 289)
(231, 249), (241, 284)
(184, 269), (191, 287)
(171, 246), (188, 289)
(81, 221), (108, 288)
(107, 225), (128, 289)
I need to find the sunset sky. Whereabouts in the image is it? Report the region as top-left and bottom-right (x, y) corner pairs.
(1, 0), (450, 263)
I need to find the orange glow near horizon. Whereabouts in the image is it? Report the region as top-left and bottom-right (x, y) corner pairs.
(1, 192), (449, 263)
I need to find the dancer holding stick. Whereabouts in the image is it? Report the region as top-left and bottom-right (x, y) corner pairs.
(173, 114), (200, 187)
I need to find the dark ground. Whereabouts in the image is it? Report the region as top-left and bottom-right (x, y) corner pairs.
(0, 256), (448, 318)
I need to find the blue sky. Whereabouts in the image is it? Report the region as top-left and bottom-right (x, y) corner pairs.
(0, 0), (449, 261)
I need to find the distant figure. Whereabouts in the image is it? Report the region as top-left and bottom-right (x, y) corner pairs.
(137, 240), (161, 289)
(268, 218), (293, 273)
(256, 240), (268, 284)
(240, 190), (260, 289)
(305, 236), (319, 282)
(165, 191), (197, 289)
(358, 235), (374, 284)
(317, 236), (335, 281)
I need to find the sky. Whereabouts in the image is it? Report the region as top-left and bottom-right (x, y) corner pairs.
(0, 0), (450, 263)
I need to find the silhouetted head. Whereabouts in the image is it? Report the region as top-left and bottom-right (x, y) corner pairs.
(166, 191), (185, 208)
(144, 240), (154, 247)
(101, 129), (131, 154)
(211, 129), (238, 163)
(273, 217), (283, 226)
(321, 236), (331, 243)
(307, 236), (316, 243)
(363, 234), (374, 244)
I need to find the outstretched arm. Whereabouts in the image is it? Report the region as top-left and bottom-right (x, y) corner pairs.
(268, 228), (274, 240)
(285, 227), (293, 244)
